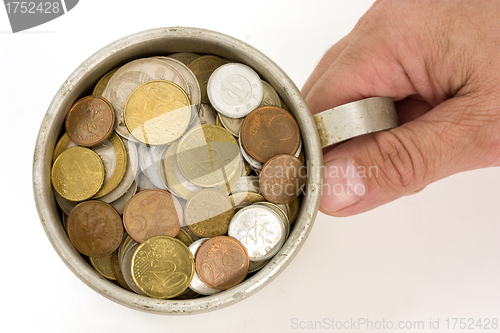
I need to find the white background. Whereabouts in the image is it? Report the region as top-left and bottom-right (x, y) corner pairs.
(1, 1), (499, 332)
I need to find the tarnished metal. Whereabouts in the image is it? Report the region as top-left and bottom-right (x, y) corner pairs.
(32, 27), (323, 315)
(314, 97), (399, 148)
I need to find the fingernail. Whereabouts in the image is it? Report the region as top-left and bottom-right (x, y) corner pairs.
(320, 158), (366, 213)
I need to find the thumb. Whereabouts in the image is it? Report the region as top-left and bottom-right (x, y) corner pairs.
(318, 95), (496, 217)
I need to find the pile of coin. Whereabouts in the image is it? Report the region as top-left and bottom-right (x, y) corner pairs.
(51, 52), (307, 299)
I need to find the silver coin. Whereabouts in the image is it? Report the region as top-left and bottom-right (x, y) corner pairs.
(255, 201), (290, 239)
(154, 56), (201, 111)
(137, 143), (168, 190)
(248, 259), (270, 273)
(135, 172), (159, 191)
(102, 58), (189, 140)
(238, 134), (262, 170)
(231, 176), (260, 194)
(228, 205), (286, 261)
(294, 138), (302, 158)
(218, 113), (244, 137)
(99, 139), (139, 203)
(191, 103), (217, 126)
(109, 181), (137, 215)
(168, 52), (201, 66)
(54, 191), (78, 216)
(188, 238), (220, 295)
(162, 142), (200, 200)
(120, 240), (146, 295)
(207, 63), (263, 118)
(259, 80), (281, 107)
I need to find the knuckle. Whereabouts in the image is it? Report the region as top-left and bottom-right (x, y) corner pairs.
(368, 129), (429, 194)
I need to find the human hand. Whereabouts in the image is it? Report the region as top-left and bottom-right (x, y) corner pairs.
(302, 0), (500, 217)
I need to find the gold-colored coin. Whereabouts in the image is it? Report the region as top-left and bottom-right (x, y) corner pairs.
(52, 133), (71, 163)
(90, 253), (116, 280)
(93, 132), (127, 198)
(52, 133), (127, 199)
(244, 160), (251, 176)
(185, 189), (235, 238)
(51, 147), (104, 201)
(177, 124), (241, 188)
(124, 80), (192, 145)
(131, 236), (194, 299)
(216, 113), (223, 128)
(188, 55), (228, 103)
(289, 196), (301, 224)
(175, 228), (193, 247)
(111, 250), (132, 291)
(162, 141), (200, 200)
(93, 68), (119, 97)
(230, 192), (265, 209)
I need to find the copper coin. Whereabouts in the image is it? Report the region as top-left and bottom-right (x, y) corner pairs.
(240, 106), (300, 163)
(195, 236), (249, 290)
(123, 189), (182, 243)
(259, 154), (307, 204)
(67, 201), (124, 257)
(65, 95), (115, 147)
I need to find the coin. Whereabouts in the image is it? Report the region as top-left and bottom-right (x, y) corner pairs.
(207, 63), (263, 118)
(89, 253), (116, 280)
(124, 80), (192, 145)
(137, 143), (169, 190)
(193, 103), (217, 126)
(230, 191), (265, 210)
(248, 259), (269, 273)
(195, 236), (249, 290)
(123, 189), (182, 243)
(175, 228), (193, 247)
(231, 176), (260, 194)
(241, 106), (300, 163)
(289, 196), (301, 224)
(259, 80), (281, 107)
(61, 212), (68, 231)
(131, 236), (194, 299)
(218, 113), (244, 137)
(93, 132), (127, 198)
(111, 250), (132, 291)
(188, 55), (228, 103)
(176, 124), (241, 188)
(154, 56), (201, 111)
(136, 172), (159, 191)
(54, 191), (79, 216)
(109, 181), (137, 215)
(168, 52), (201, 66)
(184, 189), (235, 238)
(98, 139), (138, 203)
(65, 96), (115, 147)
(103, 58), (189, 140)
(228, 205), (286, 261)
(238, 134), (263, 170)
(188, 238), (220, 295)
(162, 141), (202, 200)
(259, 154), (306, 204)
(67, 200), (124, 257)
(93, 68), (119, 97)
(256, 201), (290, 239)
(120, 239), (145, 295)
(52, 147), (104, 202)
